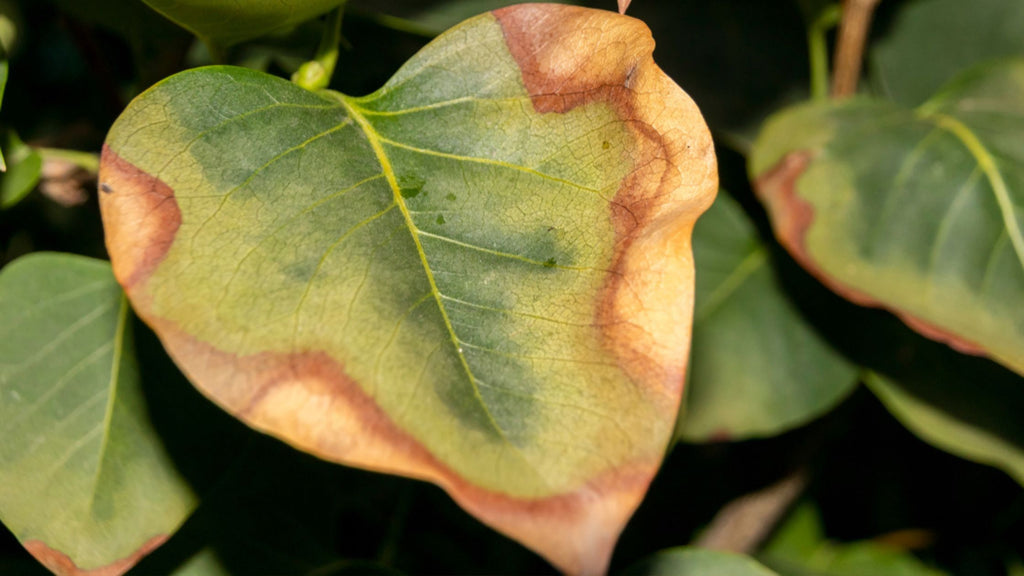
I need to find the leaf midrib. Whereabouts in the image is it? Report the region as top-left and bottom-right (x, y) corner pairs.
(336, 94), (542, 481)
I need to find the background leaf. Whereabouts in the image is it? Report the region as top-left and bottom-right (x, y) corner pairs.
(623, 547), (779, 576)
(140, 0), (346, 47)
(750, 58), (1024, 376)
(678, 191), (858, 442)
(1, 132), (40, 209)
(761, 502), (948, 576)
(0, 253), (194, 575)
(871, 0), (1024, 106)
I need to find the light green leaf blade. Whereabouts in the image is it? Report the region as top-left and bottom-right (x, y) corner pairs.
(871, 0), (1024, 106)
(0, 253), (196, 575)
(0, 60), (7, 172)
(140, 0), (346, 47)
(1, 131), (40, 208)
(623, 547), (779, 576)
(750, 58), (1024, 376)
(678, 191), (858, 442)
(97, 6), (717, 575)
(761, 503), (948, 576)
(866, 370), (1024, 486)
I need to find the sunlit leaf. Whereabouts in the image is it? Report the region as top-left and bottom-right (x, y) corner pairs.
(98, 5), (716, 574)
(678, 191), (857, 442)
(750, 59), (1024, 376)
(623, 547), (778, 576)
(140, 0), (346, 47)
(0, 254), (195, 576)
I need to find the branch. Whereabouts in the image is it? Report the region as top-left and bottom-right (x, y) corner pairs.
(830, 0), (882, 98)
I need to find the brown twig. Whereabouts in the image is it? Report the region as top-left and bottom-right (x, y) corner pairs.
(830, 0), (882, 98)
(695, 469), (808, 553)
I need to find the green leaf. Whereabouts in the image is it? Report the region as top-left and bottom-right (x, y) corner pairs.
(1, 131), (41, 208)
(0, 253), (196, 576)
(678, 191), (857, 442)
(870, 0), (1024, 106)
(97, 5), (716, 575)
(622, 547), (779, 576)
(866, 370), (1024, 487)
(0, 60), (6, 172)
(761, 503), (948, 576)
(750, 58), (1024, 376)
(140, 0), (346, 47)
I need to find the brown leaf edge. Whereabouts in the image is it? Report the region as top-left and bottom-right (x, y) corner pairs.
(97, 5), (717, 575)
(754, 150), (986, 357)
(23, 535), (168, 576)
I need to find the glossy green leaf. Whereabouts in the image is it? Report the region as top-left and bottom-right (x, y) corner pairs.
(1, 132), (40, 208)
(140, 0), (346, 47)
(0, 253), (196, 576)
(761, 503), (948, 576)
(750, 59), (1024, 376)
(871, 0), (1024, 106)
(623, 547), (778, 576)
(678, 191), (857, 442)
(866, 371), (1024, 486)
(97, 5), (717, 575)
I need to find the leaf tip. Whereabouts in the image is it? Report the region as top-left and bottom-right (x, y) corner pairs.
(618, 0), (631, 14)
(23, 535), (168, 576)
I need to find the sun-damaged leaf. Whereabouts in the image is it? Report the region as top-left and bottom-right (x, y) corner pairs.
(97, 5), (716, 575)
(761, 502), (948, 576)
(750, 59), (1024, 376)
(678, 191), (857, 442)
(870, 0), (1024, 106)
(866, 370), (1024, 487)
(139, 0), (346, 47)
(0, 253), (196, 576)
(622, 547), (778, 576)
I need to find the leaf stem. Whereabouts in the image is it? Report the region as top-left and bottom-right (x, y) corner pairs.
(292, 2), (347, 91)
(830, 0), (882, 98)
(36, 147), (100, 174)
(807, 3), (841, 101)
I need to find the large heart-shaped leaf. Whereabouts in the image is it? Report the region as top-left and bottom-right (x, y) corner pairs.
(97, 5), (716, 574)
(678, 191), (857, 442)
(750, 59), (1024, 376)
(140, 0), (345, 47)
(0, 254), (196, 576)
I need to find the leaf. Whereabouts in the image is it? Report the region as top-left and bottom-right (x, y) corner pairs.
(97, 5), (717, 575)
(866, 370), (1024, 487)
(761, 503), (948, 576)
(678, 191), (858, 442)
(870, 0), (1024, 106)
(140, 0), (346, 47)
(0, 60), (6, 172)
(1, 131), (40, 208)
(750, 59), (1024, 376)
(622, 547), (779, 576)
(0, 253), (197, 576)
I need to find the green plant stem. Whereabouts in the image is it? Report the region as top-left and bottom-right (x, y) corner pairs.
(36, 148), (99, 173)
(292, 3), (347, 91)
(808, 4), (841, 101)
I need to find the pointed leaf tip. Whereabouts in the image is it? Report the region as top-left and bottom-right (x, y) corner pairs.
(618, 0), (631, 14)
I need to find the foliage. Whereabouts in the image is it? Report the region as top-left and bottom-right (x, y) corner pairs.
(0, 0), (1022, 575)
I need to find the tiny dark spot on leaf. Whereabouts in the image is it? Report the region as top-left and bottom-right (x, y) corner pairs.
(398, 175), (425, 199)
(445, 193), (457, 201)
(602, 141), (610, 150)
(100, 183), (113, 194)
(436, 215), (446, 225)
(543, 257), (557, 268)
